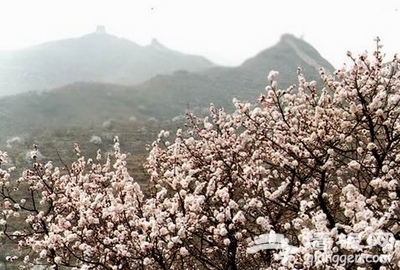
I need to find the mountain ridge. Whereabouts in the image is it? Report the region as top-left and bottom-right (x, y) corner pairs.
(0, 33), (335, 141)
(0, 28), (215, 96)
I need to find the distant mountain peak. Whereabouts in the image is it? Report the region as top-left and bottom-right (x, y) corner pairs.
(240, 33), (334, 77)
(0, 28), (215, 96)
(279, 34), (325, 71)
(280, 33), (298, 42)
(150, 38), (170, 51)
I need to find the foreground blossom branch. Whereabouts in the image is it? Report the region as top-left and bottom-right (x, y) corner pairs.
(0, 139), (155, 269)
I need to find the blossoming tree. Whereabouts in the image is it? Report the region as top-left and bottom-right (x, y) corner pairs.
(1, 39), (399, 269)
(146, 39), (400, 269)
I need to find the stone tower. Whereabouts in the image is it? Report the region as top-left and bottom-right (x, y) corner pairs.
(96, 25), (106, 34)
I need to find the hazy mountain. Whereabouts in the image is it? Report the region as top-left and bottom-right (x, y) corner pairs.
(130, 33), (335, 114)
(0, 27), (214, 96)
(0, 34), (335, 139)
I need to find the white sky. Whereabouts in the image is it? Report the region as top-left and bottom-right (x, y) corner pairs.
(0, 0), (399, 68)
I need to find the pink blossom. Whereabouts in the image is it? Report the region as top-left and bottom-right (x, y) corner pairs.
(348, 160), (361, 170)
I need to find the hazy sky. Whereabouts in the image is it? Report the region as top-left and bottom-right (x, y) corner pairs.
(0, 0), (399, 68)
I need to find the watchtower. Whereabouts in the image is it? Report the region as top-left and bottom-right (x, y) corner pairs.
(96, 25), (106, 34)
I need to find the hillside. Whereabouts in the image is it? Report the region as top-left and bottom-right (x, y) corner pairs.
(0, 27), (215, 96)
(0, 34), (335, 141)
(131, 34), (335, 115)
